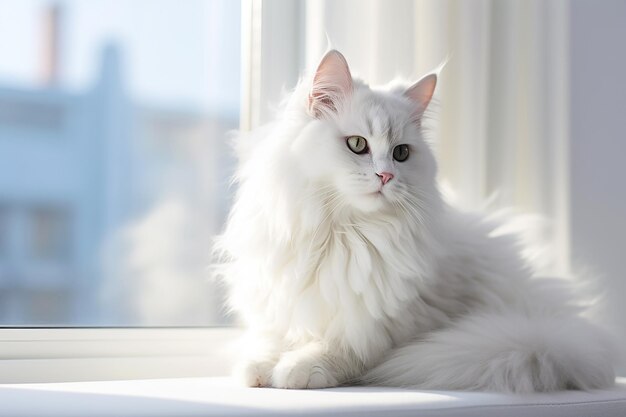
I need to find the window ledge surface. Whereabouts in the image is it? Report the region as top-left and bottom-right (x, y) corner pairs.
(0, 328), (240, 383)
(1, 376), (625, 417)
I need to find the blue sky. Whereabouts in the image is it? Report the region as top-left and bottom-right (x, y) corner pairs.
(0, 0), (241, 112)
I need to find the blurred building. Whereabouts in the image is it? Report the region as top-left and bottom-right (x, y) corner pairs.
(0, 40), (237, 325)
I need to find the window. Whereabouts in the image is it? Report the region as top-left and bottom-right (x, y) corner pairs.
(29, 207), (71, 263)
(0, 0), (240, 326)
(0, 206), (7, 261)
(0, 0), (623, 386)
(0, 99), (65, 131)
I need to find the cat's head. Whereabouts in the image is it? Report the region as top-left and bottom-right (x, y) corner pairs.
(290, 50), (439, 215)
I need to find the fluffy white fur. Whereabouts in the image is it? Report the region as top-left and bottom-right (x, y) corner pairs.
(214, 50), (617, 392)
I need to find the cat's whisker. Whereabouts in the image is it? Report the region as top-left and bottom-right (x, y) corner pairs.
(395, 188), (430, 221)
(392, 191), (426, 228)
(295, 183), (336, 207)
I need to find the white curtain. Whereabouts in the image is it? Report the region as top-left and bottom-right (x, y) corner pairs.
(243, 0), (570, 275)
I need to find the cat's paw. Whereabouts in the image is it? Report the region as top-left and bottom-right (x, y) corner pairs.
(272, 355), (338, 389)
(234, 358), (275, 387)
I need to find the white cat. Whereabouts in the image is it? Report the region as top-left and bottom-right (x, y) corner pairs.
(214, 50), (617, 392)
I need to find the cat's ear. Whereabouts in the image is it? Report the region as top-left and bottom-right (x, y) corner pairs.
(309, 50), (353, 118)
(404, 73), (437, 120)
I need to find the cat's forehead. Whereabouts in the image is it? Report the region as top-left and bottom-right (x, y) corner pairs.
(344, 90), (408, 144)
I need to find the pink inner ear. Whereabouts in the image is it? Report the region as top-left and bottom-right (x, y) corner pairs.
(404, 73), (437, 116)
(309, 50), (353, 117)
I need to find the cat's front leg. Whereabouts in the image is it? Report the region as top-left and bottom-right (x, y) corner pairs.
(272, 341), (360, 389)
(236, 356), (277, 387)
(234, 332), (282, 387)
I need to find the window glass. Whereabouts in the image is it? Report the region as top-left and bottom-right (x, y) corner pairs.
(0, 0), (240, 326)
(0, 206), (7, 260)
(29, 207), (71, 263)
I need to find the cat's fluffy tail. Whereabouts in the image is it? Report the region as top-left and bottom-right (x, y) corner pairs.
(363, 312), (617, 392)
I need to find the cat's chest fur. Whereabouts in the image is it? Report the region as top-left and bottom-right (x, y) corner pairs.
(275, 214), (438, 354)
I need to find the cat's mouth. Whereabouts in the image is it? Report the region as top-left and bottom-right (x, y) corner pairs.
(368, 189), (388, 200)
(374, 185), (390, 196)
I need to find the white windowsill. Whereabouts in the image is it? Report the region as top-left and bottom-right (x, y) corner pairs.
(0, 327), (241, 383)
(1, 328), (625, 416)
(1, 376), (626, 417)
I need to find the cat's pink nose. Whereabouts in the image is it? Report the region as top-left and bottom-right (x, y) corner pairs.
(377, 171), (394, 185)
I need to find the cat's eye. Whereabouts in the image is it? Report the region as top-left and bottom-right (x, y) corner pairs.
(346, 136), (368, 154)
(393, 144), (410, 162)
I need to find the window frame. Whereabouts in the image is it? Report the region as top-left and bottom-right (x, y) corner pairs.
(0, 327), (240, 383)
(0, 0), (257, 383)
(240, 0), (303, 130)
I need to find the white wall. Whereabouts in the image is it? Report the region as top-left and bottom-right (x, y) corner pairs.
(570, 0), (626, 344)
